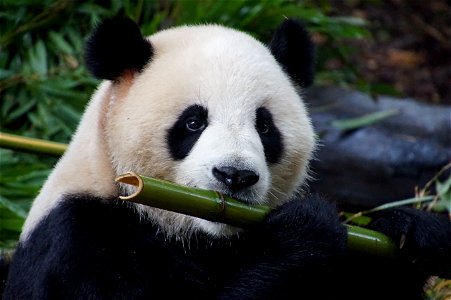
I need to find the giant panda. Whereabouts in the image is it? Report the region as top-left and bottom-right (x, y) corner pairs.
(3, 17), (451, 300)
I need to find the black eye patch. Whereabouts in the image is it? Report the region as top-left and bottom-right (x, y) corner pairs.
(256, 107), (283, 163)
(167, 105), (208, 160)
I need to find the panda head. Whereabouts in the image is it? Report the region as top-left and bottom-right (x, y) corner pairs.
(24, 17), (315, 239)
(84, 17), (316, 236)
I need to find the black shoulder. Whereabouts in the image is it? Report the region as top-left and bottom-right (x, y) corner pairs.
(3, 195), (210, 299)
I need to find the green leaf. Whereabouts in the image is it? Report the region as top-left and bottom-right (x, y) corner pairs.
(0, 195), (28, 218)
(4, 99), (36, 124)
(367, 196), (435, 213)
(432, 177), (451, 213)
(48, 31), (73, 54)
(31, 40), (48, 76)
(436, 176), (451, 198)
(332, 109), (399, 131)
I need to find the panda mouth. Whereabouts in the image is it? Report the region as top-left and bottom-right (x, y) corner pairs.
(184, 180), (264, 205)
(228, 193), (254, 204)
(213, 188), (260, 205)
(185, 181), (254, 205)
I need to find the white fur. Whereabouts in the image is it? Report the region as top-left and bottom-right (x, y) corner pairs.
(21, 82), (118, 241)
(20, 24), (315, 241)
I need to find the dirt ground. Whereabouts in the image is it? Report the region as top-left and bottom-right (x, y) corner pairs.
(330, 0), (451, 105)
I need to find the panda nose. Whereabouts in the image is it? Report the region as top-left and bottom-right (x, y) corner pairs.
(212, 166), (259, 191)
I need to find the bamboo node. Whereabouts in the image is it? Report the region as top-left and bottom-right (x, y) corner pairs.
(216, 192), (226, 217)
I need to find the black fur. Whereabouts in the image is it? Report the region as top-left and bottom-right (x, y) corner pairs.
(85, 17), (153, 80)
(342, 207), (451, 300)
(269, 19), (315, 88)
(4, 193), (450, 299)
(167, 104), (209, 160)
(369, 207), (451, 279)
(3, 194), (344, 299)
(256, 107), (283, 163)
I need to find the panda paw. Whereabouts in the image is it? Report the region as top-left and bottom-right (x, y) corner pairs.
(262, 194), (347, 263)
(370, 208), (451, 278)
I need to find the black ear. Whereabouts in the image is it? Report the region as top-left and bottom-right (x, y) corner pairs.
(269, 19), (315, 88)
(85, 17), (153, 81)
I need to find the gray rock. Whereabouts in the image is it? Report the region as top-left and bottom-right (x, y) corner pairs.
(305, 86), (451, 209)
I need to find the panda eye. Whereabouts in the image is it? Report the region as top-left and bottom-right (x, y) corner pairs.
(186, 119), (205, 132)
(257, 121), (270, 135)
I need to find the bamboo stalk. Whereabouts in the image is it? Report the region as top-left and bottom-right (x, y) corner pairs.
(0, 132), (67, 157)
(116, 172), (271, 228)
(116, 172), (398, 257)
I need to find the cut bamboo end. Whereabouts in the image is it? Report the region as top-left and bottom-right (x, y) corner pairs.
(115, 172), (143, 200)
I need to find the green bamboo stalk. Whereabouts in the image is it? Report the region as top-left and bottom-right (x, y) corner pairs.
(116, 172), (271, 228)
(0, 132), (67, 157)
(346, 225), (397, 257)
(116, 172), (398, 257)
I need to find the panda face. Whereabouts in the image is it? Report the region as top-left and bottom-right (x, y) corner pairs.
(169, 103), (273, 204)
(104, 25), (315, 236)
(168, 103), (285, 235)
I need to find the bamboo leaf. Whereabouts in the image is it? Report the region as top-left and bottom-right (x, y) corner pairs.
(365, 196), (435, 213)
(32, 40), (48, 76)
(54, 103), (81, 128)
(238, 4), (263, 27)
(4, 99), (36, 124)
(332, 109), (398, 131)
(433, 178), (451, 213)
(0, 195), (28, 218)
(48, 31), (73, 54)
(436, 176), (451, 198)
